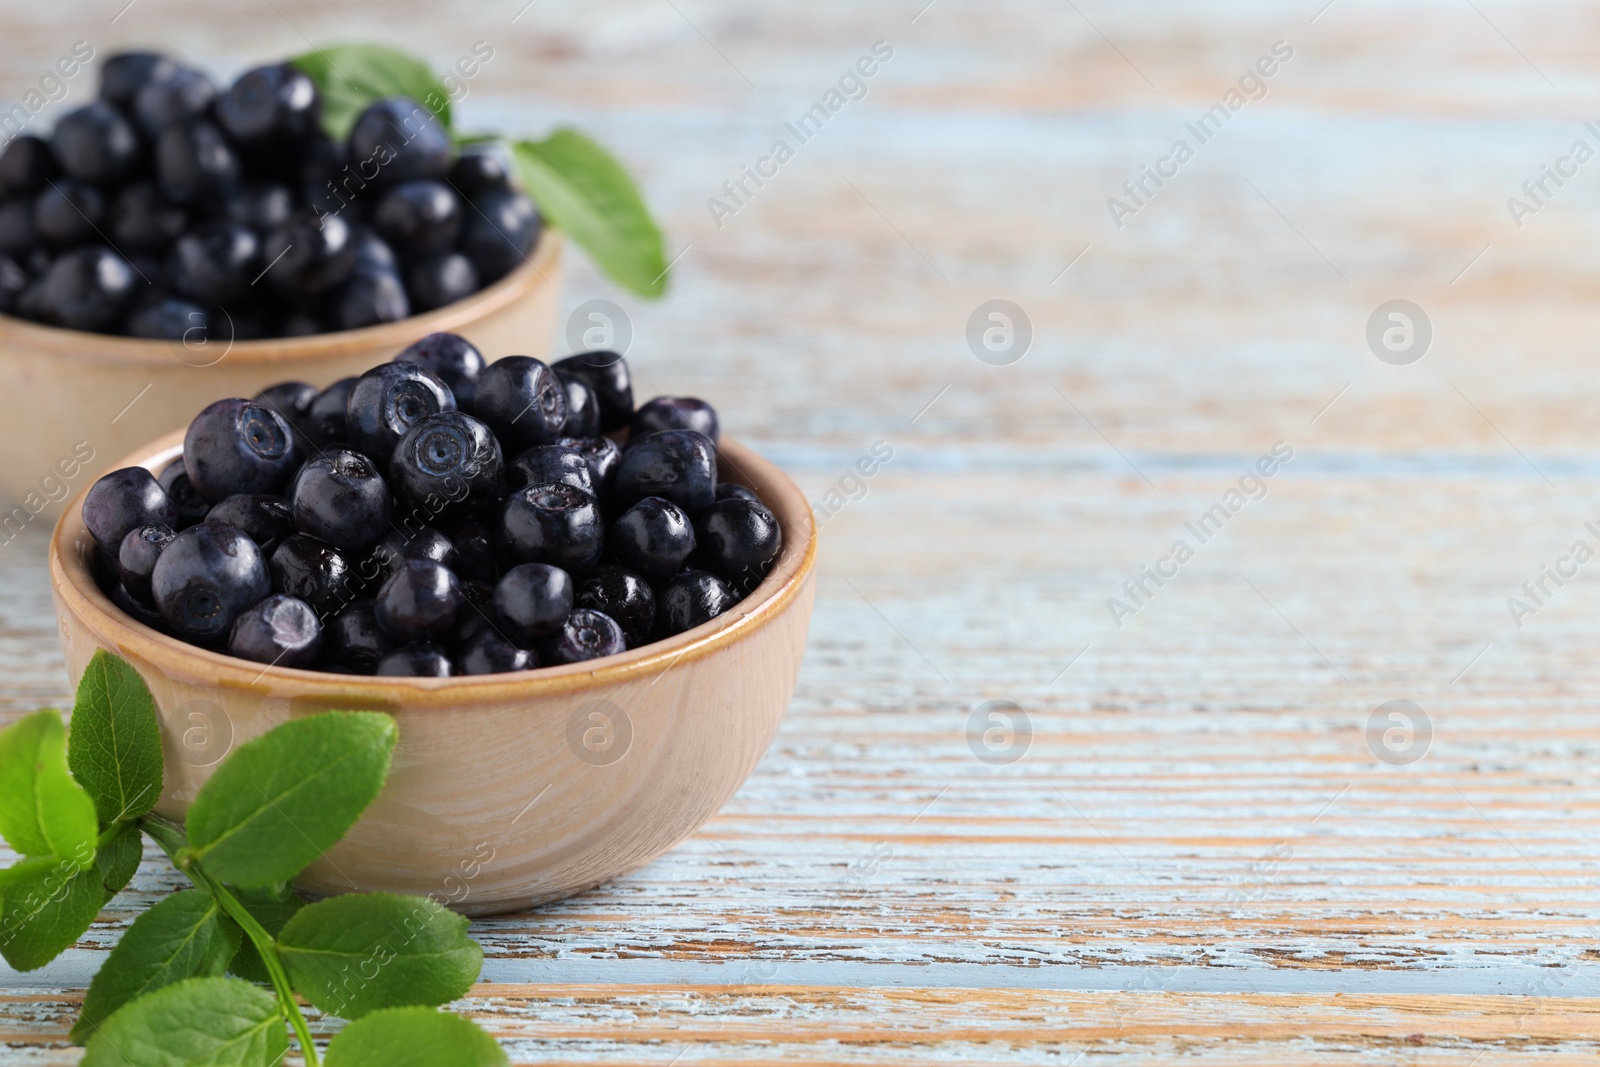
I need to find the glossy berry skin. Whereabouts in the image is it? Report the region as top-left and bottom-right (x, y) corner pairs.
(575, 564), (655, 649)
(460, 187), (540, 283)
(492, 562), (573, 644)
(132, 65), (216, 137)
(117, 522), (174, 602)
(127, 297), (209, 341)
(715, 482), (761, 505)
(556, 436), (623, 501)
(215, 64), (322, 146)
(291, 448), (392, 551)
(612, 430), (717, 515)
(228, 594), (322, 668)
(151, 520), (271, 644)
(406, 253), (478, 312)
(450, 577), (495, 649)
(168, 221), (259, 305)
(347, 98), (452, 185)
(184, 398), (298, 501)
(323, 599), (394, 674)
(373, 179), (460, 255)
(499, 482), (604, 573)
(374, 557), (461, 643)
(538, 609), (625, 665)
(610, 497), (695, 585)
(269, 534), (356, 616)
(261, 209), (356, 295)
(474, 356), (567, 450)
(376, 642), (452, 677)
(631, 396), (720, 445)
(40, 248), (137, 332)
(205, 494), (295, 557)
(253, 381), (319, 423)
(693, 497), (782, 594)
(84, 467), (177, 554)
(34, 181), (105, 247)
(345, 361), (455, 462)
(561, 378), (600, 439)
(0, 200), (38, 257)
(458, 630), (535, 675)
(448, 519), (498, 583)
(112, 581), (167, 630)
(449, 143), (511, 194)
(223, 182), (294, 233)
(370, 525), (457, 578)
(508, 444), (591, 494)
(100, 52), (173, 109)
(332, 264), (409, 330)
(156, 121), (241, 205)
(50, 102), (141, 186)
(657, 569), (739, 636)
(389, 411), (502, 519)
(0, 135), (56, 197)
(305, 377), (356, 445)
(157, 457), (210, 528)
(553, 352), (633, 433)
(394, 332), (484, 410)
(109, 183), (187, 252)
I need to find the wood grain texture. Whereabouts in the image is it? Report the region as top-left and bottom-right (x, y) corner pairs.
(1, 0), (1599, 1061)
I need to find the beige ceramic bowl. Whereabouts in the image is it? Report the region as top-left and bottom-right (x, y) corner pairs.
(49, 428), (815, 916)
(0, 232), (562, 522)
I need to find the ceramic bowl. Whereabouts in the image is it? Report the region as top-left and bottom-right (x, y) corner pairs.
(49, 427), (815, 916)
(0, 231), (562, 523)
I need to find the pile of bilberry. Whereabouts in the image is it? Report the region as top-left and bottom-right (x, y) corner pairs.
(80, 334), (784, 676)
(0, 51), (539, 338)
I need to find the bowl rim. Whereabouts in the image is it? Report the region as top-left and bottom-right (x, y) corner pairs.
(0, 230), (563, 367)
(49, 429), (817, 706)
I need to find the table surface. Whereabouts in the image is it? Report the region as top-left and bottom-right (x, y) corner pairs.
(2, 0), (1600, 1062)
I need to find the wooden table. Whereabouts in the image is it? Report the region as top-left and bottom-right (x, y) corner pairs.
(3, 0), (1600, 1061)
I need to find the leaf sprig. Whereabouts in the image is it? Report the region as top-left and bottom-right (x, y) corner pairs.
(0, 650), (506, 1067)
(290, 43), (669, 298)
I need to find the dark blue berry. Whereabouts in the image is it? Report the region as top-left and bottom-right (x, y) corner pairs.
(474, 356), (566, 450)
(349, 227), (397, 273)
(305, 377), (356, 445)
(508, 444), (591, 494)
(157, 457), (209, 528)
(556, 436), (623, 500)
(449, 143), (511, 194)
(631, 396), (719, 445)
(561, 377), (600, 438)
(389, 410), (502, 520)
(111, 580), (167, 631)
(492, 562), (572, 644)
(657, 569), (738, 636)
(40, 248), (137, 332)
(693, 497), (782, 595)
(449, 577), (496, 649)
(499, 482), (603, 573)
(537, 608), (625, 664)
(228, 594), (322, 668)
(84, 467), (176, 554)
(253, 381), (319, 422)
(0, 135), (57, 197)
(715, 482), (761, 505)
(0, 255), (24, 313)
(374, 557), (461, 642)
(447, 519), (498, 583)
(156, 121), (241, 205)
(222, 181), (294, 233)
(261, 209), (356, 295)
(612, 430), (717, 514)
(376, 643), (452, 677)
(51, 102), (141, 185)
(345, 361), (455, 463)
(370, 525), (456, 577)
(458, 630), (535, 675)
(575, 564), (655, 649)
(126, 296), (209, 341)
(270, 534), (357, 616)
(205, 494), (294, 556)
(151, 519), (271, 643)
(215, 64), (322, 146)
(552, 351), (633, 433)
(183, 398), (298, 501)
(168, 221), (258, 305)
(347, 98), (452, 186)
(460, 187), (539, 284)
(100, 52), (174, 110)
(609, 497), (695, 584)
(117, 522), (174, 602)
(405, 252), (478, 312)
(394, 332), (484, 410)
(132, 64), (215, 137)
(331, 264), (409, 330)
(323, 599), (394, 674)
(290, 448), (392, 550)
(0, 199), (38, 257)
(34, 180), (105, 247)
(373, 179), (460, 255)
(109, 183), (187, 252)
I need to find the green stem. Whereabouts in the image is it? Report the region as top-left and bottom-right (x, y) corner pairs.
(139, 818), (321, 1067)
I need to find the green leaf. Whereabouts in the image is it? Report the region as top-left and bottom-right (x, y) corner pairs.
(226, 892), (305, 984)
(81, 976), (286, 1067)
(325, 1006), (508, 1067)
(511, 131), (669, 298)
(68, 650), (164, 826)
(0, 710), (98, 858)
(186, 712), (397, 888)
(290, 44), (452, 141)
(97, 823), (144, 901)
(0, 853), (103, 970)
(72, 890), (240, 1044)
(279, 893), (482, 1019)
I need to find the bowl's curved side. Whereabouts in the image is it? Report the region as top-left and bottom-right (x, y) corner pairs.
(50, 431), (818, 914)
(0, 232), (562, 520)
